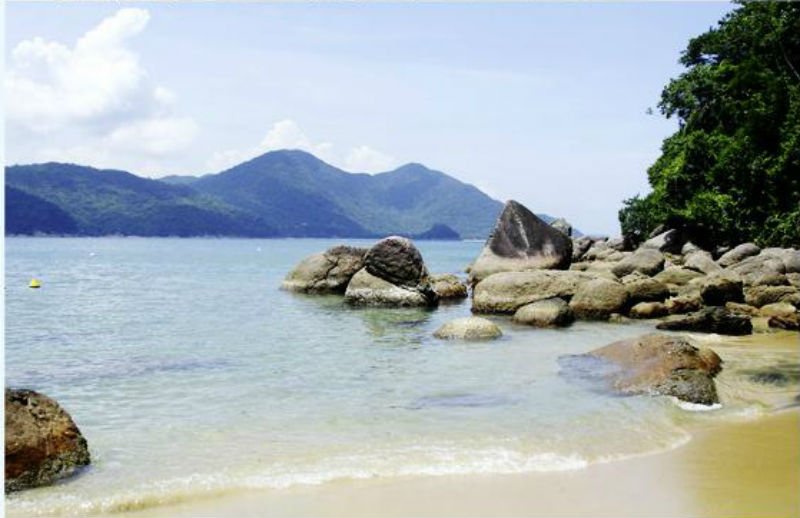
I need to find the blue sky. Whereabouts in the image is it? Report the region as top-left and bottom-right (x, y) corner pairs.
(5, 2), (734, 235)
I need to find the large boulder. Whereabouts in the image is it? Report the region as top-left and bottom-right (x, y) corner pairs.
(5, 389), (91, 493)
(654, 267), (705, 287)
(433, 317), (502, 340)
(641, 229), (685, 254)
(623, 276), (670, 304)
(512, 298), (575, 327)
(562, 334), (723, 405)
(431, 274), (468, 300)
(727, 254), (786, 285)
(744, 285), (799, 308)
(571, 236), (595, 262)
(629, 301), (669, 319)
(758, 302), (798, 319)
(665, 294), (703, 315)
(656, 307), (753, 335)
(345, 237), (438, 307)
(569, 278), (629, 320)
(718, 243), (761, 267)
(684, 251), (722, 276)
(282, 246), (367, 293)
(700, 275), (744, 306)
(550, 218), (573, 237)
(468, 201), (573, 283)
(472, 270), (595, 314)
(612, 248), (665, 278)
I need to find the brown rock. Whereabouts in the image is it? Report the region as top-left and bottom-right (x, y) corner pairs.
(744, 285), (799, 308)
(629, 302), (668, 319)
(569, 278), (629, 320)
(431, 274), (468, 300)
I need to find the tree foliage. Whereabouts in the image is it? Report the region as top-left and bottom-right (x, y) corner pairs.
(620, 2), (800, 247)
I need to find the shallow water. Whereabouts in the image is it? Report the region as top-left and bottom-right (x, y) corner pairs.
(5, 238), (799, 516)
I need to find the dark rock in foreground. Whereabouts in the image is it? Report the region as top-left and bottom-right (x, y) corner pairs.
(560, 334), (723, 405)
(468, 200), (573, 283)
(656, 307), (753, 335)
(281, 246), (367, 293)
(5, 388), (91, 493)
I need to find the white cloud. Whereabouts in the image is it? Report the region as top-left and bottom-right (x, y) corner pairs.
(207, 119), (398, 173)
(5, 8), (197, 175)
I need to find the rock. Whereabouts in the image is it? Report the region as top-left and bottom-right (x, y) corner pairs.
(606, 237), (627, 251)
(787, 273), (800, 288)
(656, 307), (753, 335)
(654, 267), (705, 287)
(718, 243), (761, 267)
(345, 268), (436, 307)
(365, 236), (428, 287)
(665, 294), (703, 315)
(684, 251), (722, 275)
(700, 275), (744, 306)
(512, 298), (575, 327)
(623, 277), (670, 304)
(431, 274), (468, 300)
(753, 272), (789, 287)
(281, 246), (367, 293)
(768, 315), (800, 331)
(744, 285), (799, 307)
(629, 302), (669, 319)
(571, 237), (594, 262)
(550, 218), (572, 237)
(612, 249), (665, 278)
(725, 302), (759, 316)
(784, 250), (800, 274)
(758, 302), (798, 319)
(5, 389), (91, 493)
(468, 201), (572, 283)
(728, 255), (787, 285)
(472, 270), (595, 314)
(681, 242), (702, 255)
(641, 229), (685, 254)
(569, 278), (629, 320)
(433, 317), (502, 340)
(564, 334), (722, 405)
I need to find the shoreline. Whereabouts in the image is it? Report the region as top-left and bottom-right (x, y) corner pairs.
(116, 407), (800, 518)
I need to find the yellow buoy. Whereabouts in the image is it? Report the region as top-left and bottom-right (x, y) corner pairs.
(29, 279), (41, 289)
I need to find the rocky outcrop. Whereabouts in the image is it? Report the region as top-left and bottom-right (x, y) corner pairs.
(512, 298), (574, 327)
(612, 248), (665, 278)
(561, 334), (723, 405)
(5, 389), (91, 493)
(431, 274), (468, 300)
(471, 270), (594, 314)
(345, 237), (437, 307)
(656, 307), (753, 335)
(433, 317), (502, 340)
(569, 278), (629, 320)
(468, 200), (573, 283)
(282, 246), (367, 293)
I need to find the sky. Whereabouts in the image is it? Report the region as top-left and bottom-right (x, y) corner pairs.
(4, 2), (734, 236)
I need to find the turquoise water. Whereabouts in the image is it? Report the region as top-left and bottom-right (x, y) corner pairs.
(4, 238), (797, 516)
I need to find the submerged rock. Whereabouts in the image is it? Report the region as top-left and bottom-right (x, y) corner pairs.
(560, 334), (723, 405)
(512, 298), (574, 327)
(656, 307), (753, 335)
(468, 200), (573, 283)
(433, 317), (502, 340)
(5, 388), (91, 493)
(282, 246), (367, 293)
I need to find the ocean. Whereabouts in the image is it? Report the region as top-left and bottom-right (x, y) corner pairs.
(5, 237), (798, 516)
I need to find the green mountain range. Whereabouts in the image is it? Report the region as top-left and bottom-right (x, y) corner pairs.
(5, 150), (554, 239)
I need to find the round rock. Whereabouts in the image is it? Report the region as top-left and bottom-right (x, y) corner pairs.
(433, 317), (503, 340)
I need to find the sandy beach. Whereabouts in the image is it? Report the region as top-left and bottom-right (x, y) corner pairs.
(118, 407), (799, 518)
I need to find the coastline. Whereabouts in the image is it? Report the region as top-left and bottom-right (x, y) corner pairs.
(117, 407), (800, 518)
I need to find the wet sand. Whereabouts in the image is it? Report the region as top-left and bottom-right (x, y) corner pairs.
(122, 408), (800, 518)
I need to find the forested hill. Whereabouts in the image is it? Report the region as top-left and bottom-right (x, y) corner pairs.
(6, 150), (558, 239)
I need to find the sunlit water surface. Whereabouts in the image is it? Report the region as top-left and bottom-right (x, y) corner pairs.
(5, 238), (798, 516)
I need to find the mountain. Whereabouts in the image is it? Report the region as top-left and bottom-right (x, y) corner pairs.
(5, 150), (561, 239)
(5, 163), (276, 237)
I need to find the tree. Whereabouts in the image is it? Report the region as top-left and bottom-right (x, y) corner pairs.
(620, 2), (800, 247)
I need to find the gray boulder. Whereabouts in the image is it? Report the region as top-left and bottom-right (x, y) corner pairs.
(472, 270), (594, 314)
(641, 229), (685, 254)
(345, 268), (436, 307)
(433, 317), (502, 340)
(550, 218), (573, 237)
(654, 267), (705, 288)
(571, 236), (595, 262)
(700, 275), (744, 306)
(468, 200), (573, 283)
(718, 243), (761, 267)
(569, 278), (629, 320)
(512, 298), (575, 327)
(684, 251), (722, 275)
(6, 389), (91, 493)
(656, 307), (753, 335)
(365, 236), (428, 287)
(563, 334), (723, 405)
(728, 254), (786, 285)
(282, 246), (367, 293)
(612, 248), (665, 278)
